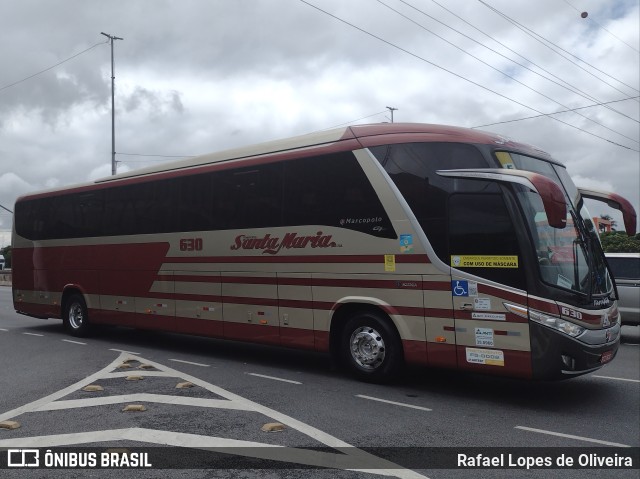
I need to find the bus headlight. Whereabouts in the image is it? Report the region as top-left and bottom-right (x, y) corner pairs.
(529, 309), (585, 337)
(504, 303), (585, 338)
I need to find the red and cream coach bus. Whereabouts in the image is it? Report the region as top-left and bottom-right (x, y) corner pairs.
(12, 123), (637, 381)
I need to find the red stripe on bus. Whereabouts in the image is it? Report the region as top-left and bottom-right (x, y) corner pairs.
(427, 342), (457, 369)
(165, 254), (431, 264)
(403, 340), (428, 366)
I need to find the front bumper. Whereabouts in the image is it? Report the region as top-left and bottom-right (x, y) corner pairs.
(530, 321), (620, 380)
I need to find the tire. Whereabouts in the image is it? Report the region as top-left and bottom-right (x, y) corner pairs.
(63, 294), (91, 337)
(340, 311), (403, 382)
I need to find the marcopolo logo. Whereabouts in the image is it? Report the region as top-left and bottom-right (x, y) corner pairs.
(339, 217), (383, 226)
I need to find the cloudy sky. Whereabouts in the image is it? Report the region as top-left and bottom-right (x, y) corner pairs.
(1, 0), (638, 247)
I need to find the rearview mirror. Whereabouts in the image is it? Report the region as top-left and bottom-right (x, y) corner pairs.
(578, 187), (637, 236)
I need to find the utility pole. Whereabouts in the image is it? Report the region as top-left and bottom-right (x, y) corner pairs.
(386, 106), (398, 123)
(101, 32), (123, 175)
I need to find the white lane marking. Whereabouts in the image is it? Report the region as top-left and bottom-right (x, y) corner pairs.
(23, 332), (44, 337)
(109, 348), (140, 354)
(0, 352), (429, 479)
(356, 395), (432, 412)
(515, 426), (631, 447)
(35, 394), (252, 411)
(593, 375), (640, 383)
(168, 358), (210, 367)
(247, 373), (302, 385)
(62, 339), (86, 345)
(0, 328), (8, 332)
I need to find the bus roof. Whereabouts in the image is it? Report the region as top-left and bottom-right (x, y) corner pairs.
(17, 123), (556, 200)
(97, 123), (554, 184)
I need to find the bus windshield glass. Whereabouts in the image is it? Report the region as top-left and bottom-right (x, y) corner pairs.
(498, 151), (613, 298)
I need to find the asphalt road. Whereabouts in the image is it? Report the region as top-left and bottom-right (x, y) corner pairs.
(0, 286), (638, 478)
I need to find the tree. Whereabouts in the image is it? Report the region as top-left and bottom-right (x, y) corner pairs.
(599, 231), (640, 253)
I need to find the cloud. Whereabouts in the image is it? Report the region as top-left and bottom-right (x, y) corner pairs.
(0, 0), (637, 239)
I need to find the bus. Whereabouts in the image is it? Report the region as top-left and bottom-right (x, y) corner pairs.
(12, 123), (637, 381)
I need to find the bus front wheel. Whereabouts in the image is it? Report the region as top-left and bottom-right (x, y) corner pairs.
(63, 294), (91, 337)
(340, 311), (403, 382)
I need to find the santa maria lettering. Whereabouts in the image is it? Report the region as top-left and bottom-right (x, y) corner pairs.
(231, 232), (338, 255)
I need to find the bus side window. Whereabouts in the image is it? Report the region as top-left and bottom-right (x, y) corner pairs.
(283, 152), (395, 238)
(370, 142), (489, 260)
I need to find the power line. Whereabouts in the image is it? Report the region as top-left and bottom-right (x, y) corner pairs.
(0, 204), (13, 214)
(376, 0), (639, 145)
(317, 110), (389, 131)
(403, 0), (639, 124)
(472, 95), (640, 128)
(562, 0), (640, 53)
(0, 40), (107, 93)
(478, 0), (640, 97)
(299, 0), (639, 152)
(118, 95), (640, 163)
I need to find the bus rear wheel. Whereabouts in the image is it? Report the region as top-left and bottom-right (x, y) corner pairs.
(63, 294), (91, 337)
(340, 311), (403, 382)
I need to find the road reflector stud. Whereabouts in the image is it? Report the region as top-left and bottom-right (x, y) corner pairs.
(117, 363), (132, 369)
(82, 384), (104, 392)
(0, 420), (20, 430)
(122, 404), (147, 412)
(125, 375), (144, 381)
(138, 364), (154, 369)
(261, 422), (285, 432)
(175, 381), (195, 389)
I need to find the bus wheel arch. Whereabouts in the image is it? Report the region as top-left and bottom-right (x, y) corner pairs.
(329, 303), (404, 382)
(61, 288), (91, 337)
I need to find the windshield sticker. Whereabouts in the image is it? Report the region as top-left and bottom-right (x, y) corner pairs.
(495, 151), (516, 169)
(474, 298), (491, 311)
(384, 254), (396, 272)
(399, 234), (413, 253)
(472, 312), (505, 321)
(466, 347), (504, 366)
(475, 328), (494, 347)
(451, 255), (519, 268)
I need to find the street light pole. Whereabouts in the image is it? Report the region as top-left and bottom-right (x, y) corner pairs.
(101, 32), (123, 175)
(386, 106), (398, 123)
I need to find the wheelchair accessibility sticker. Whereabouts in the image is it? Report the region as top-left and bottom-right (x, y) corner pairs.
(452, 280), (477, 297)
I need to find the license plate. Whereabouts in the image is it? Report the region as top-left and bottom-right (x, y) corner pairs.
(600, 350), (614, 364)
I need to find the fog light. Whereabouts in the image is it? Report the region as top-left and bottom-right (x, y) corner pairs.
(561, 354), (576, 370)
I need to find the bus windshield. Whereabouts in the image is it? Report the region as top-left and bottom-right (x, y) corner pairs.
(498, 151), (613, 298)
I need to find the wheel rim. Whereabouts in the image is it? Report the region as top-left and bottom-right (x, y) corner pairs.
(68, 303), (84, 329)
(350, 326), (386, 370)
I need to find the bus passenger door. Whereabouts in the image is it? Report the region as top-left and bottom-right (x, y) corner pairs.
(222, 272), (280, 345)
(278, 273), (314, 349)
(448, 190), (533, 379)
